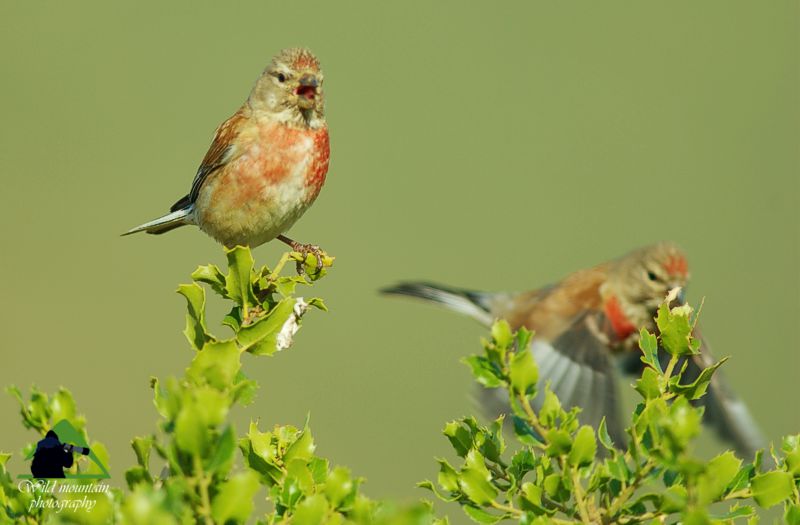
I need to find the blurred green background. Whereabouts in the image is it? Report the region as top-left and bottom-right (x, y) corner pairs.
(0, 0), (797, 514)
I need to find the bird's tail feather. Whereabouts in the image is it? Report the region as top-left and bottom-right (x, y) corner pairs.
(380, 281), (496, 326)
(122, 207), (193, 236)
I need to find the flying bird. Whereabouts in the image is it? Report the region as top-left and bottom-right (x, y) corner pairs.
(382, 242), (765, 457)
(125, 48), (330, 261)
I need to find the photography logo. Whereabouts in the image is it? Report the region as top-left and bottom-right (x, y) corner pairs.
(18, 420), (109, 480)
(13, 420), (112, 515)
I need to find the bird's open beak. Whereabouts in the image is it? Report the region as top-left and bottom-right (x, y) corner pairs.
(296, 75), (319, 109)
(674, 286), (687, 304)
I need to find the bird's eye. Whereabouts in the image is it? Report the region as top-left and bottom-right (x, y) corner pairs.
(646, 270), (658, 282)
(277, 73), (286, 83)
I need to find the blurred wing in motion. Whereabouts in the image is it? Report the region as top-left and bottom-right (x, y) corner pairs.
(654, 328), (767, 458)
(687, 330), (766, 458)
(481, 312), (625, 447)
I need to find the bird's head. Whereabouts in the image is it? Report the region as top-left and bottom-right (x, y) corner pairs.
(613, 241), (691, 311)
(249, 47), (325, 128)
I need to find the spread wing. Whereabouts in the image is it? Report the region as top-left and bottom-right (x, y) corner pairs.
(480, 311), (624, 447)
(170, 110), (247, 212)
(531, 313), (624, 444)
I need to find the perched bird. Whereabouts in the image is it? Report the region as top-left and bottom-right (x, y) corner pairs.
(124, 47), (330, 260)
(382, 242), (765, 457)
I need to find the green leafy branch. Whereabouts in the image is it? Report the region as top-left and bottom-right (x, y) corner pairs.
(1, 248), (440, 525)
(423, 300), (800, 524)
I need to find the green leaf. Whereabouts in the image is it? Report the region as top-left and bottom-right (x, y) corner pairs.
(491, 320), (513, 348)
(782, 434), (800, 453)
(224, 246), (259, 311)
(726, 462), (755, 493)
(191, 263), (227, 297)
(659, 484), (687, 513)
(51, 388), (78, 423)
(463, 505), (503, 524)
(151, 377), (181, 420)
(84, 440), (112, 478)
(286, 458), (315, 494)
(306, 297), (327, 311)
(174, 404), (208, 456)
(444, 420), (473, 457)
(231, 372), (258, 406)
(696, 451), (741, 504)
(543, 473), (563, 500)
(240, 437), (282, 486)
(177, 283), (214, 350)
(293, 494), (329, 525)
(638, 328), (662, 373)
(512, 416), (543, 447)
(545, 429), (572, 457)
(325, 466), (354, 507)
(786, 449), (800, 476)
(131, 435), (154, 469)
(279, 473), (304, 511)
(284, 424), (316, 463)
(124, 465), (152, 488)
(274, 275), (305, 297)
(656, 303), (697, 356)
(237, 298), (297, 355)
(516, 328), (533, 355)
(539, 387), (562, 427)
(418, 480), (458, 502)
(463, 356), (504, 388)
(309, 456), (329, 484)
(192, 385), (229, 426)
(436, 459), (459, 492)
(568, 426), (596, 467)
(634, 367), (661, 400)
(479, 416), (506, 463)
(519, 482), (551, 515)
(597, 418), (615, 450)
(510, 347), (538, 396)
(205, 426), (236, 474)
(670, 357), (728, 400)
(211, 470), (260, 524)
(664, 397), (701, 448)
(785, 504), (800, 525)
(509, 450), (536, 481)
(186, 340), (241, 389)
(751, 471), (793, 508)
(606, 455), (631, 482)
(459, 450), (497, 505)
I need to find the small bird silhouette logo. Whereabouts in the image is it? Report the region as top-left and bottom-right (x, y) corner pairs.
(125, 48), (330, 263)
(382, 242), (766, 457)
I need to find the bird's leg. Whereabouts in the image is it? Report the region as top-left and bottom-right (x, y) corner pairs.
(277, 234), (324, 272)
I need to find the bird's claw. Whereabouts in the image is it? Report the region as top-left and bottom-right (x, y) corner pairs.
(289, 243), (325, 275)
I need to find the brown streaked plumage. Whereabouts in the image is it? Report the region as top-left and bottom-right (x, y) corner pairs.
(382, 242), (766, 457)
(124, 48), (330, 262)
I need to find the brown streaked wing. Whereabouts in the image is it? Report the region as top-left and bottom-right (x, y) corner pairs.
(171, 110), (247, 211)
(498, 264), (610, 340)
